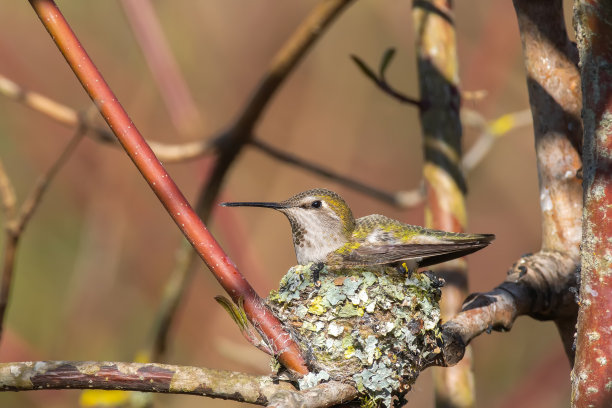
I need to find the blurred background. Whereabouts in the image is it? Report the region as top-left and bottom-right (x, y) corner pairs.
(0, 1), (574, 407)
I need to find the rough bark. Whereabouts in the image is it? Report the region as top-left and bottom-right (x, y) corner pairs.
(572, 1), (612, 406)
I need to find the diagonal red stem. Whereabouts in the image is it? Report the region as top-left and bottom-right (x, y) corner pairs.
(28, 0), (308, 375)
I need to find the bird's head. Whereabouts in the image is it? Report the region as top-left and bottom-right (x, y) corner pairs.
(221, 188), (356, 264)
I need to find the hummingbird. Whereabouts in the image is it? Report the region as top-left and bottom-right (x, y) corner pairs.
(220, 188), (494, 271)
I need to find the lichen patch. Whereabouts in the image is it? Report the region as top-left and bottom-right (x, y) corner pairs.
(268, 263), (443, 406)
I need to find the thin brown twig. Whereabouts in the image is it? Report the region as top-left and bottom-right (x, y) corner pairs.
(140, 238), (197, 363)
(250, 138), (424, 208)
(16, 129), (85, 236)
(350, 51), (423, 108)
(0, 74), (216, 162)
(250, 105), (533, 209)
(0, 127), (85, 342)
(0, 162), (18, 345)
(197, 0), (355, 221)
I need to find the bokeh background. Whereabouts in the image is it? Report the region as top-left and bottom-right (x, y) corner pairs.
(0, 1), (575, 407)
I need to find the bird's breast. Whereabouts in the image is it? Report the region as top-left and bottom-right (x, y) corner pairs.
(292, 228), (347, 265)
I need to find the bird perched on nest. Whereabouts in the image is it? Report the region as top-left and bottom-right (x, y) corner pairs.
(221, 188), (494, 272)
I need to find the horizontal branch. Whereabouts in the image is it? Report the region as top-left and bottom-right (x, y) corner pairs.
(0, 74), (217, 162)
(250, 138), (425, 208)
(0, 361), (288, 403)
(0, 361), (357, 407)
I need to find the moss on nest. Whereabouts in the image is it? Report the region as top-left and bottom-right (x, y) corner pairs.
(268, 263), (444, 407)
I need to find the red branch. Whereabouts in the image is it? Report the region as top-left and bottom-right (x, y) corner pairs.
(27, 0), (307, 375)
(572, 1), (612, 406)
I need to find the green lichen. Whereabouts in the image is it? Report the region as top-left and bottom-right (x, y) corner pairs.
(298, 370), (330, 389)
(307, 296), (327, 316)
(267, 263), (443, 407)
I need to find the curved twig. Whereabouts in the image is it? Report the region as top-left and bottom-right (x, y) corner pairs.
(250, 138), (425, 208)
(461, 108), (532, 172)
(0, 74), (218, 162)
(440, 250), (578, 366)
(350, 51), (423, 108)
(196, 0), (355, 221)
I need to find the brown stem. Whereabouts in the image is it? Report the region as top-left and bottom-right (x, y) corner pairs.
(0, 234), (17, 343)
(0, 129), (84, 342)
(513, 0), (582, 362)
(250, 138), (425, 208)
(197, 0), (355, 220)
(16, 129), (85, 236)
(350, 53), (423, 107)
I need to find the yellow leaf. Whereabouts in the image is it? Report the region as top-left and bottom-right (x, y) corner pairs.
(488, 114), (516, 136)
(79, 390), (128, 407)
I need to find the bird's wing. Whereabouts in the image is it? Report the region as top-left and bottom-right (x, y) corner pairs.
(327, 237), (493, 267)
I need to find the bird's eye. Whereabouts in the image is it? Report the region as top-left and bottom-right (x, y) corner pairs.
(311, 200), (322, 208)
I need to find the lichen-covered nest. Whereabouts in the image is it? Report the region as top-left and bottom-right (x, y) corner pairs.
(267, 263), (444, 407)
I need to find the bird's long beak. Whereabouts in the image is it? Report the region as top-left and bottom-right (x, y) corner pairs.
(220, 201), (286, 209)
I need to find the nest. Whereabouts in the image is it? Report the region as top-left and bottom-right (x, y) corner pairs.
(268, 263), (444, 407)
